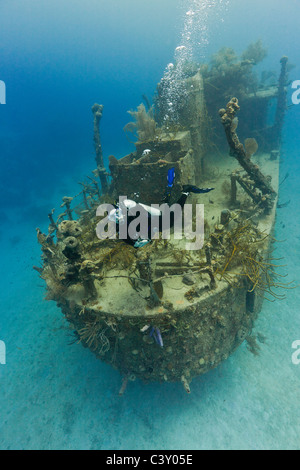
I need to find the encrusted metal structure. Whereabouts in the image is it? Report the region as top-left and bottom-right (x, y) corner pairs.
(36, 55), (288, 393)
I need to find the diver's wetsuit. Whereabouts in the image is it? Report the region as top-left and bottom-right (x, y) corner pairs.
(111, 187), (214, 247)
(110, 170), (214, 248)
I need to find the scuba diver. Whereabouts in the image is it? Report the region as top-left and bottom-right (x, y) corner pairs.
(108, 168), (214, 248)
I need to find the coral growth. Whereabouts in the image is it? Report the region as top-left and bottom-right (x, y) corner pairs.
(213, 221), (290, 301)
(124, 103), (158, 142)
(77, 320), (110, 354)
(241, 40), (267, 65)
(58, 220), (82, 239)
(244, 138), (258, 159)
(219, 97), (276, 211)
(202, 43), (265, 102)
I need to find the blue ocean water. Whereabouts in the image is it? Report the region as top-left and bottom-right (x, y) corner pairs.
(0, 0), (300, 450)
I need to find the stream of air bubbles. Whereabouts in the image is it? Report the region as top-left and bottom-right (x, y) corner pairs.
(160, 0), (229, 122)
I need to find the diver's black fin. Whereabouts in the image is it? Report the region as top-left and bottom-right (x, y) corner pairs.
(182, 185), (215, 194)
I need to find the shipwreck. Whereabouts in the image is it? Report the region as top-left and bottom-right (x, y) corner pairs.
(35, 42), (291, 394)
